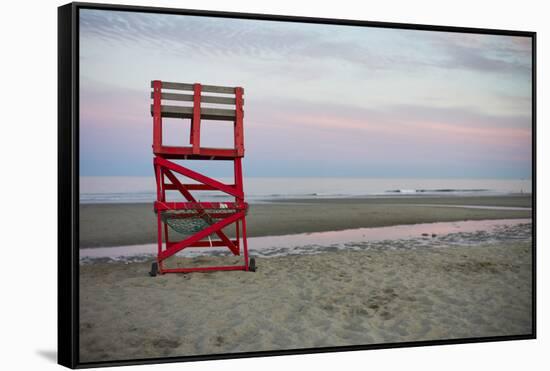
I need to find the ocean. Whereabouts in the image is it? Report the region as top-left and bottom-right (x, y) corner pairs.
(80, 177), (532, 204)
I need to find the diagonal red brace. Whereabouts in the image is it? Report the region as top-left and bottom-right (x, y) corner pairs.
(155, 156), (243, 198)
(162, 168), (240, 255)
(159, 211), (246, 260)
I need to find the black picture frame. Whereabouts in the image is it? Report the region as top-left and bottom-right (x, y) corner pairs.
(58, 2), (537, 368)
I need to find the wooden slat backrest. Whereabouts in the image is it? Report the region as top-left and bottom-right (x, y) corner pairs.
(151, 80), (245, 157)
(150, 80), (243, 120)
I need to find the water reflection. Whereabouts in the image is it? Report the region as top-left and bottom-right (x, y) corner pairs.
(80, 218), (532, 263)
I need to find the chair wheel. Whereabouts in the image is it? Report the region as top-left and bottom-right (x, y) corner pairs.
(149, 262), (158, 277)
(248, 257), (256, 272)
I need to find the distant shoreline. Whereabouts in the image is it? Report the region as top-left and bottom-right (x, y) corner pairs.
(78, 191), (533, 205)
(79, 194), (532, 248)
(79, 176), (533, 204)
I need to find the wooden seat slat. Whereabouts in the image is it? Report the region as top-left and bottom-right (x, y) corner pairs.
(150, 105), (236, 121)
(150, 92), (241, 105)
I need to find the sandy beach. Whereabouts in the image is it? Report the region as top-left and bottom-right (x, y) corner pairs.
(78, 194), (533, 363)
(79, 240), (532, 363)
(79, 195), (532, 247)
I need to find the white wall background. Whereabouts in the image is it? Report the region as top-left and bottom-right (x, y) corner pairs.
(0, 0), (546, 370)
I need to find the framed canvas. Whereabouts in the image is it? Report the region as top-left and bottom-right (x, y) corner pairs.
(58, 2), (536, 368)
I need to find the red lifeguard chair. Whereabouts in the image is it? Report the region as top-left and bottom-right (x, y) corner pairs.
(149, 80), (255, 276)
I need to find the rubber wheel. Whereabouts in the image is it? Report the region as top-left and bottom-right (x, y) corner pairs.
(149, 262), (158, 277)
(248, 257), (256, 272)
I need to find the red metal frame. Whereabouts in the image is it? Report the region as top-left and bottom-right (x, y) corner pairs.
(151, 80), (250, 274)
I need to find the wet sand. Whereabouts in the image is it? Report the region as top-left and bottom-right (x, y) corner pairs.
(79, 195), (532, 247)
(79, 240), (533, 363)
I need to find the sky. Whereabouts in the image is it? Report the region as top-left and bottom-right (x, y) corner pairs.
(79, 9), (533, 178)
